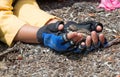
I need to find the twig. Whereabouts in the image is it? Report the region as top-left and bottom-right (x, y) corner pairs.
(0, 48), (18, 57)
(105, 37), (120, 48)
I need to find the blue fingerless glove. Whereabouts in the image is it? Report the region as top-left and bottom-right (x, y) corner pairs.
(42, 33), (76, 52)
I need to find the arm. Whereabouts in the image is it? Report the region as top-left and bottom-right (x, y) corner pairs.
(14, 24), (39, 43)
(14, 19), (60, 43)
(0, 0), (26, 46)
(0, 0), (58, 46)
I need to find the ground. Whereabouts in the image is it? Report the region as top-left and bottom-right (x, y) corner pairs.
(0, 0), (120, 77)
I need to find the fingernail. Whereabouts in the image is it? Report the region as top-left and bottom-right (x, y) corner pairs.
(78, 43), (86, 50)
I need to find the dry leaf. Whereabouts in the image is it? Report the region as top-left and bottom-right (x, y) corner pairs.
(88, 13), (96, 17)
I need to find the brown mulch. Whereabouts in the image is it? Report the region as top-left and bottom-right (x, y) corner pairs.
(0, 0), (120, 77)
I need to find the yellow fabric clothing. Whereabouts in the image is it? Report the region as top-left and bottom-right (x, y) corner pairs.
(0, 0), (60, 46)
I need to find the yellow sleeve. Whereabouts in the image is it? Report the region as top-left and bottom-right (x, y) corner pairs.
(0, 0), (26, 46)
(13, 0), (62, 27)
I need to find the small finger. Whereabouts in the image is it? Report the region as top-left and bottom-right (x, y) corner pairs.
(99, 34), (105, 45)
(67, 32), (78, 40)
(74, 33), (83, 43)
(58, 24), (64, 30)
(91, 31), (98, 45)
(96, 25), (102, 32)
(86, 36), (92, 47)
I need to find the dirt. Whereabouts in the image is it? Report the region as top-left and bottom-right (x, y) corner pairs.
(0, 0), (120, 77)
